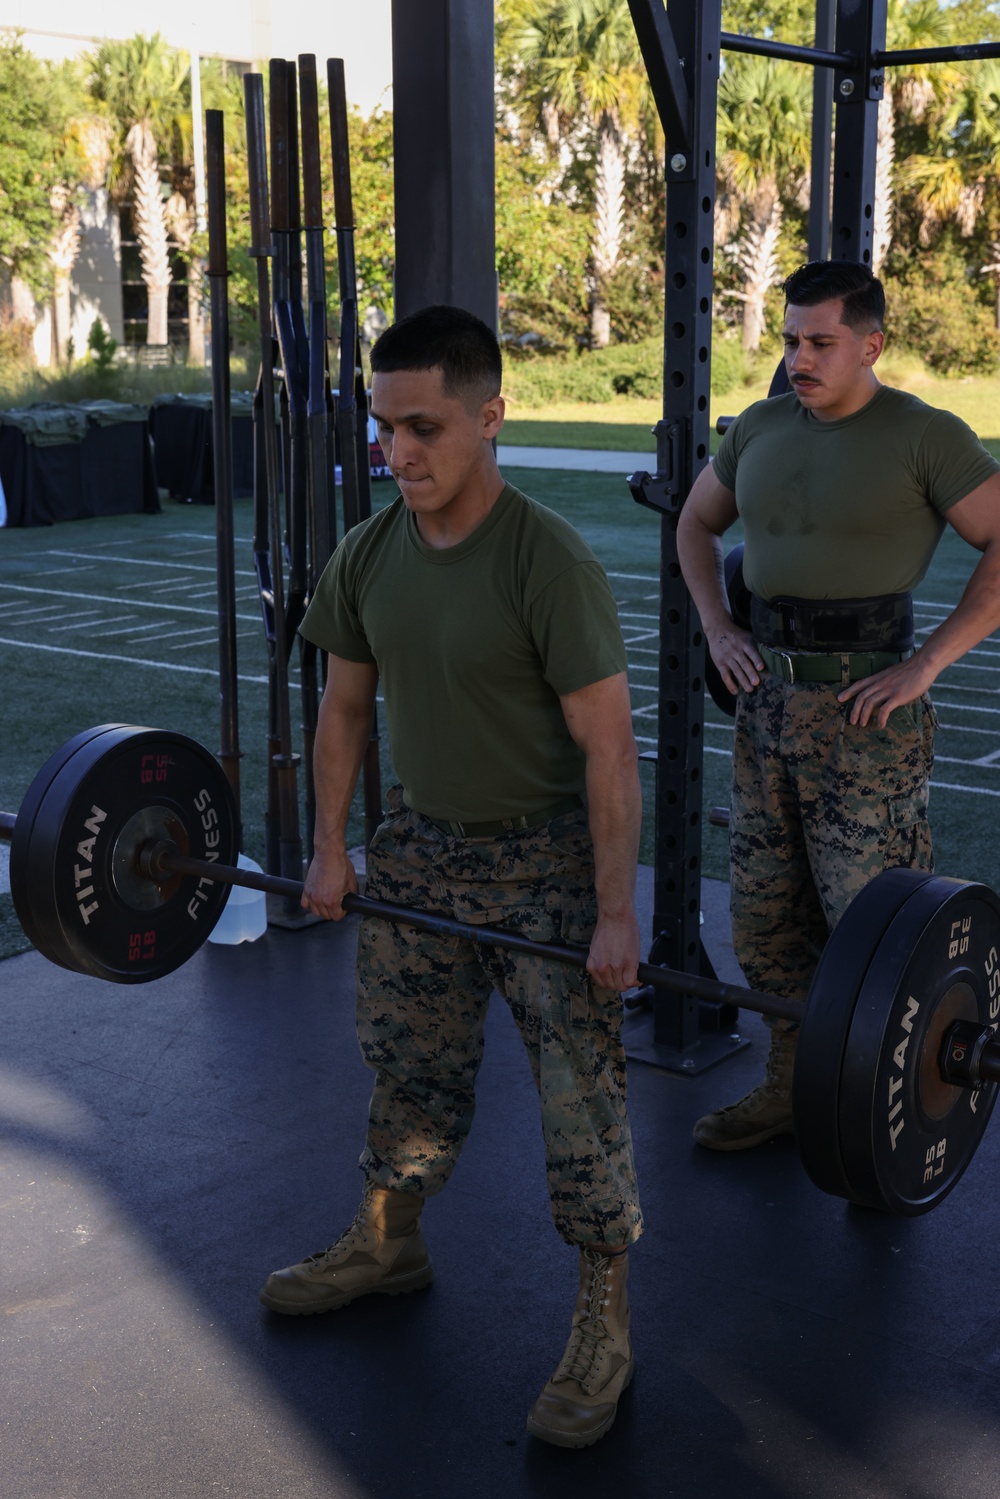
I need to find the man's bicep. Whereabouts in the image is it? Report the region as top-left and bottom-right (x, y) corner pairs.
(558, 672), (635, 755)
(320, 654), (379, 717)
(944, 473), (1000, 552)
(680, 463), (739, 536)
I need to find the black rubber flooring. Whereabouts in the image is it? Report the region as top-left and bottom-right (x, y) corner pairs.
(2, 870), (1000, 1499)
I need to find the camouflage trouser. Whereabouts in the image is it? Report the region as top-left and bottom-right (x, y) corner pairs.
(730, 674), (936, 1027)
(355, 791), (643, 1249)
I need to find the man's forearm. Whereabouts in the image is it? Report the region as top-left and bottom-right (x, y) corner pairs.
(676, 509), (730, 632)
(917, 542), (1000, 676)
(585, 743), (642, 921)
(311, 694), (377, 853)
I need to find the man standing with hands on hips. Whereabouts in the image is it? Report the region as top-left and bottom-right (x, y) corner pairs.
(678, 260), (1000, 1151)
(259, 305), (643, 1449)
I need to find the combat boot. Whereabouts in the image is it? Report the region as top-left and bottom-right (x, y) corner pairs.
(693, 1028), (797, 1150)
(527, 1248), (634, 1449)
(259, 1184), (432, 1315)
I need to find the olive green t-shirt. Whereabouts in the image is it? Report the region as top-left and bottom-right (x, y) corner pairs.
(299, 483), (628, 822)
(712, 385), (1000, 600)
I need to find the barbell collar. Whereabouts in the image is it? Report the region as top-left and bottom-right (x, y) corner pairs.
(940, 1020), (1000, 1088)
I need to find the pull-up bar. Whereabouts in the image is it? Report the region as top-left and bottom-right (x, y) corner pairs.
(721, 32), (852, 69)
(721, 30), (1000, 71)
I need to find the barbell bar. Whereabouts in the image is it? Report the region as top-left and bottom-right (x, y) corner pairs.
(4, 723), (1000, 1217)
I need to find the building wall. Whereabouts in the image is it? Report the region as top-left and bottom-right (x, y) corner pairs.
(71, 188), (124, 350)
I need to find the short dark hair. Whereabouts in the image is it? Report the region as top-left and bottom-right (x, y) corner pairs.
(782, 261), (885, 332)
(370, 304), (502, 407)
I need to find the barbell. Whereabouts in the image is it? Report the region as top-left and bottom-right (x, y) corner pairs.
(4, 723), (1000, 1220)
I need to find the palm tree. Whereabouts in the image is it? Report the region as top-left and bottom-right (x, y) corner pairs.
(872, 0), (958, 273)
(165, 190), (204, 366)
(500, 0), (650, 347)
(86, 34), (188, 347)
(897, 58), (1000, 253)
(717, 56), (811, 354)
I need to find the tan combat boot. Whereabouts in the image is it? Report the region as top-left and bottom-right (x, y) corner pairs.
(693, 1028), (798, 1150)
(259, 1184), (432, 1315)
(527, 1248), (635, 1449)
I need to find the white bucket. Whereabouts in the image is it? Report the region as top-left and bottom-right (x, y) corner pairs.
(208, 852), (268, 944)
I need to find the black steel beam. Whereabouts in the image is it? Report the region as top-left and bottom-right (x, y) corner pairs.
(831, 0), (887, 266)
(625, 0), (747, 1073)
(721, 30), (854, 70)
(808, 0), (836, 261)
(627, 0), (690, 154)
(390, 0), (497, 328)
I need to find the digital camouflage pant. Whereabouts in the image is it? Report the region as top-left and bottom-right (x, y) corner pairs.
(731, 674), (936, 1028)
(355, 793), (643, 1249)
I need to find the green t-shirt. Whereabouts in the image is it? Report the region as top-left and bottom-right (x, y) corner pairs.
(299, 483), (628, 822)
(712, 385), (1000, 600)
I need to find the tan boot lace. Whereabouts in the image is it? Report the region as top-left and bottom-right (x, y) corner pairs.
(554, 1251), (616, 1389)
(304, 1184), (378, 1269)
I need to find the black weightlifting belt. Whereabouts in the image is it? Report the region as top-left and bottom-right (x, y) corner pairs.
(751, 591), (915, 687)
(750, 591), (915, 653)
(419, 793), (584, 840)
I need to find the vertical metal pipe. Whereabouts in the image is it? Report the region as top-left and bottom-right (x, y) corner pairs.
(244, 70), (303, 898)
(327, 56), (382, 851)
(205, 108), (242, 834)
(297, 52), (333, 862)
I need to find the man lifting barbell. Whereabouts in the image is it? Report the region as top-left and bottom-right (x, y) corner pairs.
(677, 259), (1000, 1152)
(258, 305), (644, 1450)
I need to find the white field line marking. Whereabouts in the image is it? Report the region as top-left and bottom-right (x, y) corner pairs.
(38, 608), (108, 624)
(167, 634), (221, 650)
(607, 570), (659, 584)
(932, 779), (1000, 798)
(46, 613), (134, 631)
(623, 631), (660, 646)
(0, 635), (270, 682)
(162, 623), (232, 642)
(117, 576), (203, 592)
(930, 699), (1000, 716)
(100, 620), (183, 639)
(43, 548), (256, 577)
(167, 532), (254, 545)
(29, 564), (101, 577)
(934, 753), (1000, 769)
(937, 721), (1000, 738)
(617, 610), (659, 622)
(939, 659), (1000, 675)
(5, 583), (259, 623)
(6, 605), (104, 624)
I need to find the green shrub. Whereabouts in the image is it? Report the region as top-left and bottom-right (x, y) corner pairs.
(504, 336), (664, 406)
(710, 334), (747, 395)
(884, 238), (1000, 377)
(86, 317), (118, 370)
(503, 327), (752, 407)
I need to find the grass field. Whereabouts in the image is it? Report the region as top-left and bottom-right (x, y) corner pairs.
(2, 461), (999, 964)
(501, 363), (1000, 461)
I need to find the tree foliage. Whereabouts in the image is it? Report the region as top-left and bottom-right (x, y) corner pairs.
(0, 40), (85, 295)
